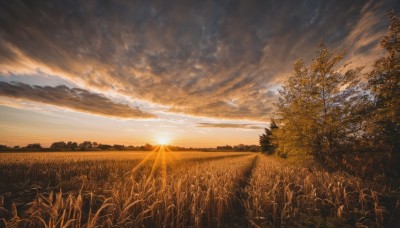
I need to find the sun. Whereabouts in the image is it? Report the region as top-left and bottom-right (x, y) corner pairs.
(157, 136), (170, 145)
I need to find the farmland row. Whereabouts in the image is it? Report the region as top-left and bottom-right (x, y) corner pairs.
(244, 155), (400, 227)
(0, 151), (251, 197)
(0, 151), (252, 164)
(1, 152), (398, 227)
(0, 153), (257, 227)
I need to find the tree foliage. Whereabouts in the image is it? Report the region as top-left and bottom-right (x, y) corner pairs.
(259, 128), (273, 154)
(259, 120), (278, 154)
(267, 10), (400, 169)
(275, 44), (363, 161)
(366, 10), (400, 155)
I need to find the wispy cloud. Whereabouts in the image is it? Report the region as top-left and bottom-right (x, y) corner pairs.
(0, 0), (398, 120)
(197, 123), (265, 129)
(0, 82), (155, 118)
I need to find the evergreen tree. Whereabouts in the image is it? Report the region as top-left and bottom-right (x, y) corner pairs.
(259, 128), (274, 154)
(270, 118), (278, 130)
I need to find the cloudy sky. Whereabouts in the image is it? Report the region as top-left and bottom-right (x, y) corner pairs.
(0, 0), (398, 147)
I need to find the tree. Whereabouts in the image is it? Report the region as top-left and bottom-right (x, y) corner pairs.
(113, 144), (125, 150)
(142, 143), (153, 151)
(50, 141), (67, 151)
(259, 127), (274, 154)
(26, 143), (42, 151)
(79, 141), (93, 150)
(275, 44), (363, 162)
(217, 145), (233, 151)
(366, 10), (400, 156)
(268, 118), (287, 157)
(0, 145), (9, 151)
(66, 141), (78, 150)
(98, 144), (113, 150)
(259, 120), (279, 154)
(270, 118), (278, 130)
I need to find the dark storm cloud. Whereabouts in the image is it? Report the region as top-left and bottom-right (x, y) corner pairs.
(197, 122), (264, 129)
(0, 82), (155, 118)
(0, 0), (398, 120)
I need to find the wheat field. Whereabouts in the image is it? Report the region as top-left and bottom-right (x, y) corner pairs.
(0, 150), (399, 227)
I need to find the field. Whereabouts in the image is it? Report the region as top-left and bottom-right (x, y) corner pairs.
(0, 149), (399, 227)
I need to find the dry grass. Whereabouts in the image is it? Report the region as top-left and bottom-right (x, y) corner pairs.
(0, 151), (250, 164)
(0, 150), (255, 227)
(245, 155), (400, 227)
(0, 151), (399, 227)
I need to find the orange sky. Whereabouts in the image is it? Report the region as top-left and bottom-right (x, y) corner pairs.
(0, 0), (398, 147)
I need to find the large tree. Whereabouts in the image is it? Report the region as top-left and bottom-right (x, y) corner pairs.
(366, 11), (400, 155)
(275, 44), (363, 161)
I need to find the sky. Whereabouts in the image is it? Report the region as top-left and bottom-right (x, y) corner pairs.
(0, 0), (399, 147)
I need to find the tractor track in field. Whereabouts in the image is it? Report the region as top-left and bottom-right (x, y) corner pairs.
(224, 154), (259, 228)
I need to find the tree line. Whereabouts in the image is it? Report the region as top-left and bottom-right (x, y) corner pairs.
(0, 141), (260, 152)
(259, 11), (399, 168)
(216, 144), (260, 152)
(0, 141), (155, 152)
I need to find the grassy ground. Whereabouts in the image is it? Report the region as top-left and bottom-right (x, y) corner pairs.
(0, 151), (399, 227)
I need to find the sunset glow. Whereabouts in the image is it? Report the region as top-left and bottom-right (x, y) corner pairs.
(0, 1), (398, 148)
(157, 137), (170, 146)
